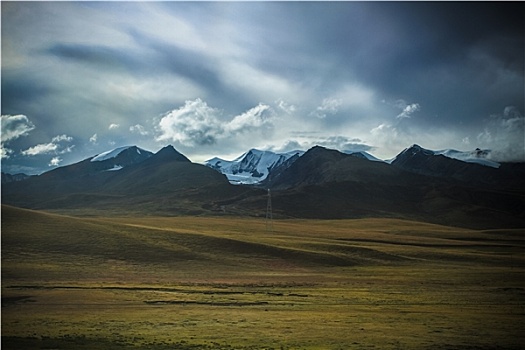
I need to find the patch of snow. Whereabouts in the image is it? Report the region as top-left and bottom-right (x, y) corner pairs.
(105, 165), (123, 171)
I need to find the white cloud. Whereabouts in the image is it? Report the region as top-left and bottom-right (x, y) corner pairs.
(22, 142), (58, 156)
(396, 102), (420, 119)
(1, 114), (36, 159)
(52, 134), (73, 143)
(225, 103), (272, 134)
(129, 124), (149, 136)
(49, 157), (62, 167)
(157, 99), (223, 146)
(1, 114), (35, 142)
(21, 134), (74, 156)
(108, 123), (120, 130)
(156, 99), (275, 147)
(1, 147), (14, 159)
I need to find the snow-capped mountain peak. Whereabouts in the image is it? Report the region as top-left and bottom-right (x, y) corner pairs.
(206, 149), (304, 184)
(87, 145), (154, 172)
(91, 145), (146, 162)
(401, 144), (435, 157)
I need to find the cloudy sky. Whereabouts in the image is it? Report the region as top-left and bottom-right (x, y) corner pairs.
(2, 2), (523, 174)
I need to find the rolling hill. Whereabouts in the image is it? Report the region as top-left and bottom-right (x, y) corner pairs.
(2, 205), (524, 349)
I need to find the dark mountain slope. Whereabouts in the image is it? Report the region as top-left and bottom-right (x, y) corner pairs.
(264, 146), (414, 189)
(1, 145), (250, 215)
(391, 144), (525, 189)
(2, 146), (155, 206)
(100, 145), (228, 196)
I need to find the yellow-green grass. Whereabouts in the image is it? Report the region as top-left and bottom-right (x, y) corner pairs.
(2, 205), (524, 349)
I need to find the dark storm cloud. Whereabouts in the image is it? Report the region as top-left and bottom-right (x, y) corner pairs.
(344, 2), (524, 125)
(1, 73), (57, 115)
(283, 2), (523, 128)
(46, 43), (142, 73)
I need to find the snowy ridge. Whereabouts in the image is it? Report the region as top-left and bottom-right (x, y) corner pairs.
(434, 149), (500, 168)
(88, 145), (153, 172)
(394, 144), (500, 168)
(91, 146), (137, 162)
(206, 149), (304, 185)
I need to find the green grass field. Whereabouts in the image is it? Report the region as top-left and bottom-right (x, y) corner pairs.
(2, 205), (524, 349)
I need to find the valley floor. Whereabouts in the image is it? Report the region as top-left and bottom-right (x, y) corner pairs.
(2, 206), (525, 349)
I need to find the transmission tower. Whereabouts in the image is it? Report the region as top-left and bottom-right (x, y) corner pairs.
(265, 188), (273, 231)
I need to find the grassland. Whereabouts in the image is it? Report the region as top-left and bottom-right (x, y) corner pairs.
(2, 205), (525, 349)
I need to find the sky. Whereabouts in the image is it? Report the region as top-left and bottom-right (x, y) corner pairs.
(1, 1), (524, 175)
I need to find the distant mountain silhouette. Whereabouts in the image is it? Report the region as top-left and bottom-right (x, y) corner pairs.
(1, 172), (31, 184)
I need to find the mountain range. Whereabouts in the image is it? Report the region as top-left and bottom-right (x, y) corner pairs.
(2, 144), (524, 229)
